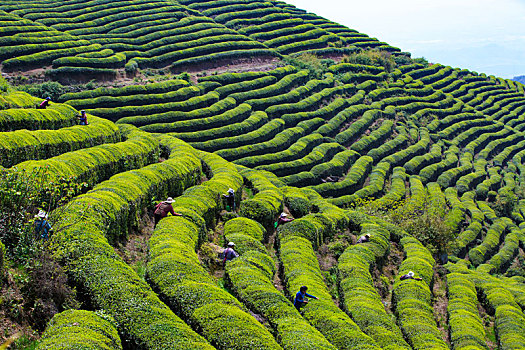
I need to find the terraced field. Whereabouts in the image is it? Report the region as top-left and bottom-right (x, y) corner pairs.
(1, 1), (525, 349)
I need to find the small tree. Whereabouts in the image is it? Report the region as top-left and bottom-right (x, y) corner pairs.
(357, 192), (455, 256)
(0, 167), (88, 264)
(342, 49), (396, 72)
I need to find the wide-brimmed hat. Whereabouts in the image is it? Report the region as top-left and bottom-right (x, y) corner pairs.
(36, 210), (48, 219)
(365, 234), (371, 238)
(165, 197), (174, 203)
(408, 271), (414, 277)
(227, 242), (235, 247)
(280, 212), (287, 217)
(227, 188), (234, 194)
(46, 97), (51, 100)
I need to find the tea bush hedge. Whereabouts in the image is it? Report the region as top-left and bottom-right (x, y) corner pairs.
(338, 222), (410, 349)
(0, 115), (120, 168)
(36, 310), (122, 350)
(51, 142), (212, 349)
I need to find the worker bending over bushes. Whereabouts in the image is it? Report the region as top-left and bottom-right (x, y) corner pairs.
(153, 197), (182, 227)
(293, 286), (319, 310)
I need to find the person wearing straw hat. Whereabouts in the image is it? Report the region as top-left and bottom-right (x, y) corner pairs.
(34, 210), (52, 240)
(276, 212), (294, 228)
(78, 110), (88, 125)
(223, 188), (235, 211)
(223, 241), (239, 263)
(400, 271), (423, 281)
(356, 233), (371, 244)
(153, 197), (181, 227)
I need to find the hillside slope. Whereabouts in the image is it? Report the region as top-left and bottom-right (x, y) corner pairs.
(1, 1), (525, 349)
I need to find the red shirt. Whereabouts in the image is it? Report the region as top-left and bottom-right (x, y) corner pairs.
(278, 217), (293, 226)
(155, 202), (175, 218)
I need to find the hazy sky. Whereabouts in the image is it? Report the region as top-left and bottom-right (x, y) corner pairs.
(285, 0), (525, 79)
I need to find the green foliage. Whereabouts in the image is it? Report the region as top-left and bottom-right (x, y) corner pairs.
(239, 189), (282, 234)
(0, 76), (9, 93)
(36, 309), (122, 350)
(284, 53), (335, 79)
(447, 273), (489, 350)
(342, 49), (395, 72)
(0, 166), (87, 263)
(0, 239), (6, 284)
(23, 251), (79, 331)
(147, 216), (280, 350)
(392, 237), (447, 349)
(338, 222), (410, 349)
(0, 115), (120, 168)
(49, 142), (207, 349)
(359, 183), (453, 254)
(17, 81), (65, 101)
(490, 188), (518, 218)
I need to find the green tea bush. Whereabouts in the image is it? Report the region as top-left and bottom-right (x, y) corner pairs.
(447, 273), (488, 350)
(36, 310), (122, 350)
(59, 79), (189, 102)
(338, 222), (410, 349)
(469, 218), (512, 266)
(50, 142), (208, 349)
(223, 216), (337, 350)
(124, 98), (236, 127)
(309, 155), (373, 197)
(196, 116), (284, 154)
(66, 85), (203, 110)
(257, 142), (345, 177)
(86, 91), (220, 122)
(367, 132), (409, 163)
(451, 192), (485, 257)
(281, 97), (349, 127)
(0, 104), (77, 132)
(13, 127), (159, 189)
(392, 236), (447, 349)
(0, 115), (120, 168)
(238, 166), (283, 234)
(216, 120), (323, 161)
(147, 216), (280, 350)
(165, 110), (266, 143)
(281, 234), (377, 349)
(236, 134), (326, 169)
(0, 239), (6, 284)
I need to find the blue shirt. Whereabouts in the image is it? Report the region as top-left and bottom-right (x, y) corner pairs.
(294, 291), (316, 307)
(35, 219), (52, 239)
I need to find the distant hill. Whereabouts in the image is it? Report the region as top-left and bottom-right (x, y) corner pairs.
(513, 75), (525, 84)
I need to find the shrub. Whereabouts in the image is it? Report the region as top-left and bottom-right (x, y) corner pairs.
(50, 142), (210, 349)
(338, 222), (410, 349)
(36, 310), (122, 350)
(447, 273), (488, 350)
(0, 240), (6, 284)
(23, 251), (79, 331)
(0, 115), (120, 168)
(17, 81), (65, 101)
(147, 216), (281, 350)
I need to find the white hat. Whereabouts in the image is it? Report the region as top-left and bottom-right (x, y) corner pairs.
(228, 242), (235, 247)
(227, 188), (234, 194)
(280, 212), (287, 217)
(37, 210), (48, 219)
(408, 271), (414, 277)
(165, 197), (174, 203)
(365, 234), (371, 238)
